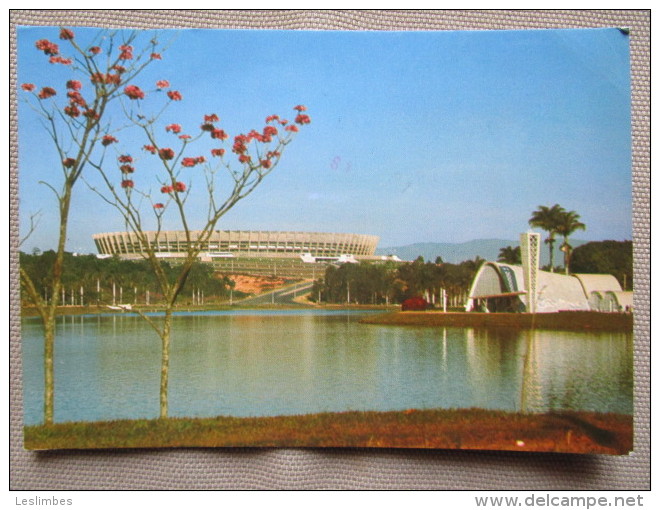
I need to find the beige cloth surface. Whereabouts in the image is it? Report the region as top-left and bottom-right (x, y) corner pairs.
(10, 10), (650, 490)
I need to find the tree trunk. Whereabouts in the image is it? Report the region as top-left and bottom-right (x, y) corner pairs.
(43, 312), (56, 424)
(159, 307), (173, 418)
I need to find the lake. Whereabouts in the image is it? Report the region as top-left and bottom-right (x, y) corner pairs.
(21, 310), (633, 425)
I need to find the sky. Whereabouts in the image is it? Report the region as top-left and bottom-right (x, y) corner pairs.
(17, 27), (632, 254)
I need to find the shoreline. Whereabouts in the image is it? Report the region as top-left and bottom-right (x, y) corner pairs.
(23, 408), (632, 454)
(359, 311), (633, 332)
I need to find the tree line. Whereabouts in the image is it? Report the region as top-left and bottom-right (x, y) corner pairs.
(309, 256), (483, 307)
(20, 251), (236, 306)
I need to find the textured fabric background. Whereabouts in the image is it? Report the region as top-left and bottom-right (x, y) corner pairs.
(9, 10), (650, 490)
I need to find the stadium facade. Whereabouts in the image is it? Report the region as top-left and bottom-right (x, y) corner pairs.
(92, 230), (387, 277)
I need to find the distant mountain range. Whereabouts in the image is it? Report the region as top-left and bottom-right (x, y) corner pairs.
(376, 238), (589, 265)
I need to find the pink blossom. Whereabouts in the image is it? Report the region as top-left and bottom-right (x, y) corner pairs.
(167, 90), (182, 101)
(66, 80), (82, 91)
(38, 87), (57, 99)
(59, 28), (74, 40)
(124, 85), (145, 100)
(159, 148), (175, 160)
(35, 39), (59, 56)
(156, 80), (170, 89)
(102, 135), (118, 146)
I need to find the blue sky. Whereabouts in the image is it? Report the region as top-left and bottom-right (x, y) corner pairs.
(18, 27), (632, 253)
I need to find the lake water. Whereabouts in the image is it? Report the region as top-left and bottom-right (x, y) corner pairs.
(21, 310), (633, 425)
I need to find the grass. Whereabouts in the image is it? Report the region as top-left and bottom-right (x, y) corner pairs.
(24, 408), (632, 454)
(359, 311), (633, 332)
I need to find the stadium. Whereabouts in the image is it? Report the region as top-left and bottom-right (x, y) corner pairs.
(92, 230), (390, 278)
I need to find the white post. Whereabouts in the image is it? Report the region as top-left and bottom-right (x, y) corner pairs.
(112, 280), (116, 306)
(80, 286), (84, 306)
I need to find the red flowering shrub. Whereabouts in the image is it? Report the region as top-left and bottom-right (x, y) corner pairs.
(179, 134), (191, 140)
(151, 53), (162, 60)
(293, 105), (307, 112)
(401, 297), (429, 311)
(158, 148), (175, 160)
(156, 80), (170, 89)
(118, 155), (133, 163)
(121, 179), (134, 189)
(120, 164), (135, 174)
(161, 185), (173, 194)
(89, 46), (102, 55)
(238, 154), (251, 164)
(62, 157), (76, 168)
(173, 181), (186, 192)
(38, 87), (57, 99)
(211, 148), (225, 157)
(167, 90), (182, 101)
(21, 83), (36, 92)
(260, 159), (272, 169)
(102, 135), (118, 146)
(165, 124), (182, 134)
(153, 203), (164, 209)
(143, 144), (157, 154)
(204, 114), (219, 123)
(285, 125), (299, 133)
(124, 85), (145, 100)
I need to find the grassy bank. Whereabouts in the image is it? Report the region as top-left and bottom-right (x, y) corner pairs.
(360, 311), (633, 332)
(24, 409), (632, 454)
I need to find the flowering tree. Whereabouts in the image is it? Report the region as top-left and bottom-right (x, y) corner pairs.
(87, 84), (311, 417)
(19, 28), (165, 424)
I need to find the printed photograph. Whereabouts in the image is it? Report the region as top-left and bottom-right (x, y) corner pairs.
(18, 26), (633, 453)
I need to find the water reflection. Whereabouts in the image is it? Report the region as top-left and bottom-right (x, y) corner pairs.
(21, 312), (633, 424)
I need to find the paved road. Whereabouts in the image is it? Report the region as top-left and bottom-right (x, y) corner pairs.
(236, 280), (315, 306)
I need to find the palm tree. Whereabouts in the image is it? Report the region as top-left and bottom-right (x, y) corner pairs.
(498, 245), (521, 265)
(555, 210), (586, 274)
(528, 204), (565, 272)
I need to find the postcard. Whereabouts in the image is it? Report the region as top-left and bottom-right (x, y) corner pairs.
(18, 26), (633, 453)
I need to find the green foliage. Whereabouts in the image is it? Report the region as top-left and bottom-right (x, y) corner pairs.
(497, 245), (521, 264)
(19, 251), (233, 304)
(317, 258), (482, 306)
(570, 240), (633, 290)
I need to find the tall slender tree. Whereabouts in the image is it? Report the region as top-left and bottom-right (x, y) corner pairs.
(19, 28), (163, 424)
(555, 210), (586, 275)
(528, 204), (565, 272)
(87, 95), (311, 417)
